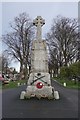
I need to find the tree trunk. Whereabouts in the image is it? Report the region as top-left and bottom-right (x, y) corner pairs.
(20, 61), (23, 80)
(24, 64), (28, 80)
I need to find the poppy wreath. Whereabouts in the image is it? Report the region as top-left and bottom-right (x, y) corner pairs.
(36, 82), (43, 89)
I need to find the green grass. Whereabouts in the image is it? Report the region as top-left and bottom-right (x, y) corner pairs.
(0, 85), (2, 89)
(53, 77), (80, 89)
(2, 80), (27, 89)
(2, 78), (80, 89)
(0, 82), (2, 89)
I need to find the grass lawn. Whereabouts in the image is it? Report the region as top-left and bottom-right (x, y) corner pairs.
(0, 85), (2, 89)
(53, 77), (80, 89)
(2, 78), (80, 89)
(2, 80), (27, 89)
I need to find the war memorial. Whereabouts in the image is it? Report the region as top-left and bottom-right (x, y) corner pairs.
(20, 16), (59, 100)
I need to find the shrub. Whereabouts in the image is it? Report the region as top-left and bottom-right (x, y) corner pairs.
(60, 66), (70, 79)
(59, 61), (80, 79)
(69, 61), (80, 77)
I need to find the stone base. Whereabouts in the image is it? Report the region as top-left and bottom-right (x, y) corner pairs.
(54, 91), (59, 100)
(20, 89), (59, 100)
(25, 85), (54, 99)
(20, 72), (59, 100)
(20, 91), (26, 99)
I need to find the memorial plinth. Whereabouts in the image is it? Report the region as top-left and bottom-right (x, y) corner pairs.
(20, 16), (59, 100)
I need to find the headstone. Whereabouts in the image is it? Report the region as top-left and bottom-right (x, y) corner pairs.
(20, 16), (59, 99)
(17, 82), (20, 86)
(24, 83), (26, 85)
(63, 82), (66, 87)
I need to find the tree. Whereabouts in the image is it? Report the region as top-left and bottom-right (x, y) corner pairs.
(2, 12), (34, 79)
(46, 16), (79, 76)
(1, 50), (10, 74)
(60, 66), (70, 79)
(0, 54), (2, 72)
(48, 48), (59, 77)
(59, 61), (80, 84)
(77, 33), (80, 61)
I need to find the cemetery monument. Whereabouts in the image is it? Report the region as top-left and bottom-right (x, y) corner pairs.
(20, 16), (59, 100)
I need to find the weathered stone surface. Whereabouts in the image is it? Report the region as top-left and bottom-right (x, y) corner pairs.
(33, 16), (45, 41)
(20, 16), (56, 99)
(54, 91), (59, 100)
(26, 86), (53, 96)
(31, 40), (48, 73)
(25, 16), (53, 98)
(20, 91), (26, 99)
(27, 72), (51, 86)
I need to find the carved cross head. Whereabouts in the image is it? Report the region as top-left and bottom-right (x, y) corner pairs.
(33, 16), (45, 27)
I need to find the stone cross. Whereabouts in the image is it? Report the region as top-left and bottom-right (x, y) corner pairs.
(33, 16), (45, 40)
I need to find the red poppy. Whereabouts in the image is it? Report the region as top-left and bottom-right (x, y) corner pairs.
(36, 82), (43, 89)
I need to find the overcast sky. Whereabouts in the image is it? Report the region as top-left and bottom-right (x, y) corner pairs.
(2, 2), (78, 36)
(1, 2), (78, 72)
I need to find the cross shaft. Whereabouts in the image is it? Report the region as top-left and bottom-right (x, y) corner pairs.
(33, 16), (45, 40)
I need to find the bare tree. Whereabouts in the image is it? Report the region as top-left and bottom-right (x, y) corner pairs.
(1, 50), (11, 74)
(46, 16), (79, 76)
(2, 12), (34, 79)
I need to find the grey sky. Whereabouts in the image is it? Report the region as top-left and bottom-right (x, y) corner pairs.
(1, 2), (78, 71)
(2, 2), (78, 36)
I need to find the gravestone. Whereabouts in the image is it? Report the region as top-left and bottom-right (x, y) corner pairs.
(20, 16), (59, 99)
